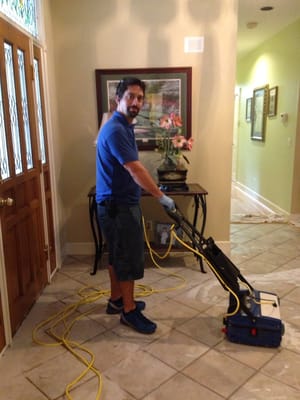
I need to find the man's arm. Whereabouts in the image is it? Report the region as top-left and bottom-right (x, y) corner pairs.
(124, 160), (163, 198)
(124, 160), (176, 210)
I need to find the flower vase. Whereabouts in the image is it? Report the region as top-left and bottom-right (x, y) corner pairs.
(157, 156), (188, 192)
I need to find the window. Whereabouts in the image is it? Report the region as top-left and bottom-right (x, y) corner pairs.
(0, 78), (9, 179)
(0, 0), (37, 37)
(33, 57), (46, 164)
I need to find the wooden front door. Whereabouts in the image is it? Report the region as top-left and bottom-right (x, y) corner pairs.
(0, 18), (48, 342)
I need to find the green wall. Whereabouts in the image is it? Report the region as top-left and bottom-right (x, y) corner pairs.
(236, 19), (300, 213)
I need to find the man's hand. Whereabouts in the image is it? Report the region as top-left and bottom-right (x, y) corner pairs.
(159, 194), (175, 211)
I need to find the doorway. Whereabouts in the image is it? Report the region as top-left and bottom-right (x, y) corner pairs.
(0, 17), (56, 352)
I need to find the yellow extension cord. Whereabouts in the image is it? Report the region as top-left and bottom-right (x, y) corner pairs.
(32, 218), (188, 400)
(32, 215), (272, 399)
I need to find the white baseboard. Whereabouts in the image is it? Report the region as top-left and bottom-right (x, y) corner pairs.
(234, 182), (289, 217)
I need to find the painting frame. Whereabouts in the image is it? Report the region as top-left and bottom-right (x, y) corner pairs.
(95, 67), (192, 150)
(251, 85), (269, 141)
(268, 86), (278, 117)
(245, 97), (252, 122)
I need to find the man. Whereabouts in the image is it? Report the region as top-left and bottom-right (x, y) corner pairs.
(96, 77), (175, 334)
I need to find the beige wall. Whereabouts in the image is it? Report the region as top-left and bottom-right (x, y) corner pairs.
(45, 0), (238, 254)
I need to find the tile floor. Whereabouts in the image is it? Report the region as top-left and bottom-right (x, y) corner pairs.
(1, 189), (300, 400)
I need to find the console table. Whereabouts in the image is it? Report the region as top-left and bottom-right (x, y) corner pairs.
(88, 183), (208, 275)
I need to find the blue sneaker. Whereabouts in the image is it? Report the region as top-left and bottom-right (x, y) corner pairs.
(120, 308), (157, 334)
(106, 297), (146, 315)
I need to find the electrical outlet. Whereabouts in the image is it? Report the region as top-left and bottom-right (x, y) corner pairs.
(145, 220), (153, 231)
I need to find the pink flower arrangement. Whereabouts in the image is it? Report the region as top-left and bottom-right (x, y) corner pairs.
(155, 113), (194, 167)
(172, 135), (194, 153)
(159, 112), (183, 129)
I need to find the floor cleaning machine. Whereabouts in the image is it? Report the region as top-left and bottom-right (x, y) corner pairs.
(165, 205), (285, 347)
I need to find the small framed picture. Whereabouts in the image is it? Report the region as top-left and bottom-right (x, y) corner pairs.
(156, 223), (172, 246)
(155, 222), (184, 247)
(245, 97), (252, 122)
(268, 86), (278, 117)
(251, 85), (269, 141)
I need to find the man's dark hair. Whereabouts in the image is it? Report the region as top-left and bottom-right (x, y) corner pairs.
(116, 77), (146, 98)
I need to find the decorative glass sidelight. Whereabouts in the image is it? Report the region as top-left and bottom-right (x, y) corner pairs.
(0, 0), (37, 37)
(4, 42), (23, 175)
(18, 49), (33, 169)
(0, 79), (10, 180)
(33, 58), (46, 164)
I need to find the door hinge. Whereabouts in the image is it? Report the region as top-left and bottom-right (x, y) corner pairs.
(44, 245), (49, 260)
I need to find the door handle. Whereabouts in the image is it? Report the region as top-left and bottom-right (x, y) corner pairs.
(0, 197), (14, 207)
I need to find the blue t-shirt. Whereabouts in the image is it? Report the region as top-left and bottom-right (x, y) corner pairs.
(96, 111), (141, 204)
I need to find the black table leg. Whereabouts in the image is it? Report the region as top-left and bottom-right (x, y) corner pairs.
(193, 194), (206, 273)
(88, 192), (103, 275)
(198, 194), (207, 238)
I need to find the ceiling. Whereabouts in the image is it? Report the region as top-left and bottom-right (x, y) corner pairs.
(238, 0), (300, 59)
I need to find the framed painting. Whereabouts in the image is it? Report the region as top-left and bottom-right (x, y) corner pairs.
(268, 86), (278, 117)
(251, 85), (269, 141)
(245, 97), (252, 122)
(95, 67), (192, 150)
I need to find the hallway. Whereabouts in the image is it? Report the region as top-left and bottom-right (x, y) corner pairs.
(231, 183), (300, 226)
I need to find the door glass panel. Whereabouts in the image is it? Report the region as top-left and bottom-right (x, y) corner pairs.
(0, 0), (38, 37)
(0, 78), (10, 179)
(33, 58), (46, 164)
(17, 49), (33, 169)
(4, 42), (23, 175)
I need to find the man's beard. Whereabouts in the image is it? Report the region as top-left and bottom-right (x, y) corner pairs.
(127, 106), (139, 118)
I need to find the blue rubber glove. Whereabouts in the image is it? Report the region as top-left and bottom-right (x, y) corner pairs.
(159, 194), (175, 211)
